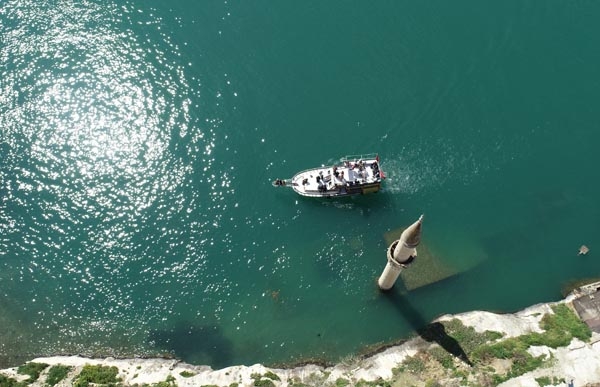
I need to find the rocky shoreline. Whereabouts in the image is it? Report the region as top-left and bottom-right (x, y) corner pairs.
(3, 291), (600, 387)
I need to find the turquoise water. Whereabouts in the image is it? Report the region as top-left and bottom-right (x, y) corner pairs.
(2, 0), (600, 368)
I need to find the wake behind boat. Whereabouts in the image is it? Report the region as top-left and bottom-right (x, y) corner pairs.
(273, 154), (385, 198)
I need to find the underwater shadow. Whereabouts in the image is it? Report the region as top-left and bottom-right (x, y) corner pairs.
(382, 288), (472, 366)
(297, 192), (394, 219)
(148, 321), (234, 369)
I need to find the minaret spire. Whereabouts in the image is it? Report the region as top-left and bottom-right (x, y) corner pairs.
(378, 215), (423, 291)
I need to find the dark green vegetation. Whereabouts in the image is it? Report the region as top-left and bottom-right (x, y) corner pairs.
(335, 378), (350, 387)
(46, 365), (72, 386)
(395, 354), (427, 374)
(179, 370), (195, 378)
(476, 304), (591, 358)
(0, 363), (180, 387)
(0, 375), (26, 387)
(262, 371), (281, 381)
(535, 376), (565, 386)
(0, 362), (50, 387)
(250, 371), (281, 387)
(0, 362), (51, 387)
(394, 303), (592, 386)
(253, 380), (274, 387)
(17, 362), (48, 383)
(73, 364), (121, 387)
(471, 304), (591, 385)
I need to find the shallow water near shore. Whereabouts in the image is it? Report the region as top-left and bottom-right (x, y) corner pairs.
(2, 0), (600, 369)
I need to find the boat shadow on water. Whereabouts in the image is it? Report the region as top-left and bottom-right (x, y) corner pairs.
(298, 189), (392, 210)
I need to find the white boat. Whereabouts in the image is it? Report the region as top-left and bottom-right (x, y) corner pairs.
(273, 154), (385, 198)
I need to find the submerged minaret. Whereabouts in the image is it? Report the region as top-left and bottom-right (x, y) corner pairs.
(378, 215), (423, 291)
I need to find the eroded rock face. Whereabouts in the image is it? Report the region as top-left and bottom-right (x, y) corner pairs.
(436, 303), (550, 338)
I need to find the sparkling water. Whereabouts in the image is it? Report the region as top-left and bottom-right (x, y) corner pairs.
(2, 0), (600, 368)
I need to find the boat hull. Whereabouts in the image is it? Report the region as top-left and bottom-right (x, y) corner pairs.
(286, 154), (384, 198)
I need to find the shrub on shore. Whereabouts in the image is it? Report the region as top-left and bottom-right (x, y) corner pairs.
(46, 365), (72, 386)
(393, 303), (591, 386)
(179, 370), (195, 378)
(17, 362), (48, 383)
(0, 374), (27, 387)
(73, 364), (121, 387)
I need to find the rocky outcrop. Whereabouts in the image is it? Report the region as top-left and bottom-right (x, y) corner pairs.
(3, 296), (600, 387)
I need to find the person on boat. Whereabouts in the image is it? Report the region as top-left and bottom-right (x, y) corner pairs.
(317, 176), (327, 192)
(358, 160), (365, 171)
(336, 173), (347, 194)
